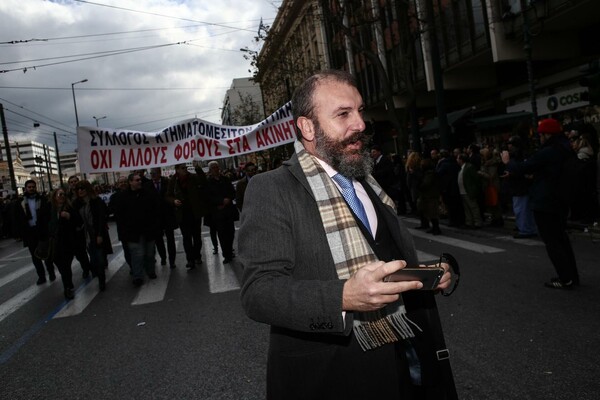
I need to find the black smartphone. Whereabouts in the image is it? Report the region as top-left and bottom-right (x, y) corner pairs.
(383, 267), (445, 290)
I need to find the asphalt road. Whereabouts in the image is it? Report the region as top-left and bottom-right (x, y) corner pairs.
(1, 219), (599, 399)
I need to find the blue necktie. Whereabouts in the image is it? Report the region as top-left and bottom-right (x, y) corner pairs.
(333, 174), (371, 235)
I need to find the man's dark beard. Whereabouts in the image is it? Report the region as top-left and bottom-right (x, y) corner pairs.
(313, 121), (373, 179)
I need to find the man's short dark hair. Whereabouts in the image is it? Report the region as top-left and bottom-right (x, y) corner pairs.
(24, 179), (36, 188)
(291, 69), (357, 139)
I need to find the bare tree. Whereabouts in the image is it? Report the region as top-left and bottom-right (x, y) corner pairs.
(229, 91), (263, 125)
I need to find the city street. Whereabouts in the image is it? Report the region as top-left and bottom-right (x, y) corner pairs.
(1, 219), (599, 400)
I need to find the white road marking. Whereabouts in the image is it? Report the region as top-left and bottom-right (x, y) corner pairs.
(0, 247), (33, 266)
(0, 280), (59, 323)
(409, 228), (505, 254)
(204, 236), (240, 293)
(53, 250), (126, 319)
(131, 241), (180, 306)
(0, 264), (34, 289)
(494, 235), (544, 246)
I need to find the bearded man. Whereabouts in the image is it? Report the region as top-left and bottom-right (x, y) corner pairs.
(239, 70), (457, 400)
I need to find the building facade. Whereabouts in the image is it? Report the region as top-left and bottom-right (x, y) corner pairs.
(0, 140), (60, 193)
(255, 0), (600, 153)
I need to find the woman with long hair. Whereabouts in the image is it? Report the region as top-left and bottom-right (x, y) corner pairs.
(47, 187), (80, 300)
(73, 180), (112, 291)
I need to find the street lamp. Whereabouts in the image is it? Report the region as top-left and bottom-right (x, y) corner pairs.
(93, 115), (107, 127)
(71, 79), (88, 127)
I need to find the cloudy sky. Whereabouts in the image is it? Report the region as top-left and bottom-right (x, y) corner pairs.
(0, 0), (280, 153)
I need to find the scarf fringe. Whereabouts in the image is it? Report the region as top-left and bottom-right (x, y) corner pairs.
(353, 305), (422, 351)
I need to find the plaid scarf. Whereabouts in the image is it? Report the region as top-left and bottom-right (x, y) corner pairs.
(295, 141), (421, 351)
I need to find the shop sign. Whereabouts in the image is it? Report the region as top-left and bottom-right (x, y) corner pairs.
(507, 87), (589, 116)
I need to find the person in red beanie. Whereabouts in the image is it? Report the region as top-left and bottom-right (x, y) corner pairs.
(501, 118), (579, 289)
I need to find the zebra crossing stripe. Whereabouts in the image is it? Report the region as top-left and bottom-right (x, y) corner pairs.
(0, 265), (33, 289)
(131, 241), (180, 306)
(53, 250), (126, 319)
(0, 282), (57, 323)
(204, 236), (240, 294)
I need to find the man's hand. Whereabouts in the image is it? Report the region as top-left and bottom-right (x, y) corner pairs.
(434, 262), (452, 291)
(342, 260), (423, 312)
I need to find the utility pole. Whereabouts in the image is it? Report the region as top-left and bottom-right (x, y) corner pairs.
(0, 103), (17, 193)
(521, 0), (538, 130)
(43, 145), (52, 191)
(53, 132), (64, 187)
(424, 0), (450, 149)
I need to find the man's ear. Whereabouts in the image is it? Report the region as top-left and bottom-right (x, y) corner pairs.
(297, 116), (315, 142)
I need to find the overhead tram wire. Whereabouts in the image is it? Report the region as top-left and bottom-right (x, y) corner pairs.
(4, 110), (74, 138)
(0, 18), (272, 48)
(0, 24), (206, 45)
(0, 43), (185, 66)
(3, 108), (75, 137)
(72, 0), (264, 33)
(0, 85), (254, 91)
(0, 42), (183, 74)
(1, 26), (257, 49)
(0, 97), (76, 133)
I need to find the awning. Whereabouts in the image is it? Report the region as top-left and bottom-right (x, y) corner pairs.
(472, 111), (532, 129)
(420, 107), (473, 134)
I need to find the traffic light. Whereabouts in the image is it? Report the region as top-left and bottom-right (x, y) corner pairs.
(580, 61), (600, 105)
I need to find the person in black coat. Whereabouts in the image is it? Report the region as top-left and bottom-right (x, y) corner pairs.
(148, 167), (178, 269)
(109, 176), (132, 269)
(73, 180), (113, 291)
(46, 188), (81, 300)
(167, 163), (209, 269)
(206, 161), (238, 264)
(14, 180), (55, 285)
(66, 175), (92, 279)
(502, 118), (579, 289)
(436, 150), (464, 227)
(119, 173), (161, 286)
(370, 145), (396, 197)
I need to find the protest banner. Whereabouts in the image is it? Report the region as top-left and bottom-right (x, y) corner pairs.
(77, 102), (295, 173)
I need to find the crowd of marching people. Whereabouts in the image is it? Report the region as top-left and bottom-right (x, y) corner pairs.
(0, 117), (597, 299)
(1, 160), (254, 301)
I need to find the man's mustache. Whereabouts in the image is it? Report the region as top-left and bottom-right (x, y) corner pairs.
(342, 131), (366, 147)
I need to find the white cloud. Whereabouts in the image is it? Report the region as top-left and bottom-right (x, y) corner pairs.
(0, 0), (278, 151)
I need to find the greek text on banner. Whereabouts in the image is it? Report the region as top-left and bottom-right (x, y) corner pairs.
(77, 102), (295, 173)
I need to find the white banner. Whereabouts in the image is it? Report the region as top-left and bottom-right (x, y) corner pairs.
(77, 102), (295, 173)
